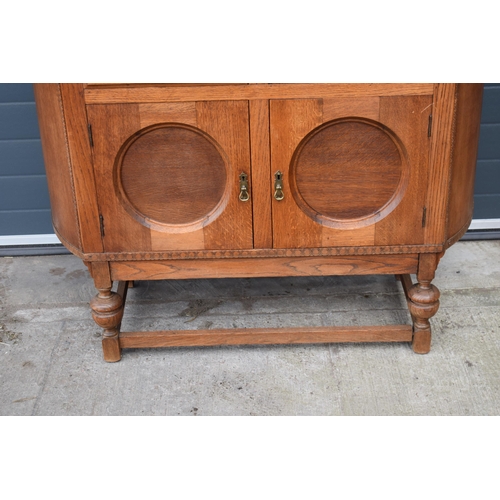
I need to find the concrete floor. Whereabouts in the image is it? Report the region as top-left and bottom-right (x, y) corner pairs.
(1, 240), (499, 415)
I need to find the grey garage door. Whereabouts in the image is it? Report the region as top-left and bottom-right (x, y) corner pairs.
(0, 84), (53, 248)
(0, 83), (499, 253)
(474, 83), (500, 220)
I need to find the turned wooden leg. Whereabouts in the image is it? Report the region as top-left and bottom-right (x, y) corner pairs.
(407, 280), (440, 353)
(407, 254), (440, 354)
(90, 287), (124, 362)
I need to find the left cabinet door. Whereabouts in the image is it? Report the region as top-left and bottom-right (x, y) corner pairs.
(87, 101), (254, 252)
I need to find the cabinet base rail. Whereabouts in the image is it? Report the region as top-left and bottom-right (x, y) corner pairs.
(90, 274), (439, 362)
(119, 325), (413, 349)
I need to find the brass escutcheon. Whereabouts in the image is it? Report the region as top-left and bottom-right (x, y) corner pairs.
(239, 172), (250, 202)
(274, 171), (284, 201)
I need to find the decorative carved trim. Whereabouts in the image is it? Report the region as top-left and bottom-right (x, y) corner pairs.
(82, 244), (443, 262)
(54, 223), (443, 262)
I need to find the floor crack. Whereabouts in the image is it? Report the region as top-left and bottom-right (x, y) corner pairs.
(31, 319), (66, 416)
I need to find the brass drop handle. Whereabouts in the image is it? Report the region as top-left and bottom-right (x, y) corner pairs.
(274, 171), (284, 201)
(239, 172), (250, 202)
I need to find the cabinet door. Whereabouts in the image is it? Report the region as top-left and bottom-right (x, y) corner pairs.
(87, 101), (253, 252)
(270, 96), (432, 248)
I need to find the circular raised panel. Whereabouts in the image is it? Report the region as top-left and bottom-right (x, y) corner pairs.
(115, 124), (228, 232)
(290, 119), (409, 228)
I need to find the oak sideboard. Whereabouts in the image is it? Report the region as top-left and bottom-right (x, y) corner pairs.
(34, 83), (483, 362)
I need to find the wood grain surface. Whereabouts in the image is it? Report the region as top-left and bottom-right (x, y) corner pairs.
(249, 100), (273, 248)
(270, 99), (323, 248)
(86, 100), (253, 252)
(270, 95), (432, 247)
(84, 83), (434, 104)
(109, 254), (419, 281)
(33, 84), (81, 250)
(119, 125), (227, 226)
(291, 119), (404, 221)
(87, 103), (153, 252)
(79, 244), (441, 262)
(33, 83), (483, 360)
(446, 84), (483, 245)
(138, 102), (197, 128)
(59, 84), (104, 253)
(424, 84), (457, 244)
(374, 94), (433, 245)
(196, 101), (253, 250)
(119, 325), (413, 349)
(322, 96), (380, 122)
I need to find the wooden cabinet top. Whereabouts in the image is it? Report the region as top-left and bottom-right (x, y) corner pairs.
(82, 83), (436, 104)
(34, 83), (483, 262)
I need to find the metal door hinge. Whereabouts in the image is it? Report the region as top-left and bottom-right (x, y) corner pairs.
(99, 214), (105, 238)
(422, 207), (427, 227)
(88, 124), (94, 148)
(427, 114), (433, 137)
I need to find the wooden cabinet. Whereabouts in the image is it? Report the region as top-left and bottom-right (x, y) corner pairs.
(269, 95), (432, 248)
(87, 100), (253, 252)
(34, 84), (483, 362)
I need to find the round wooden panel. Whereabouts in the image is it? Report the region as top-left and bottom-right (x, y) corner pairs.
(290, 119), (408, 227)
(117, 124), (227, 229)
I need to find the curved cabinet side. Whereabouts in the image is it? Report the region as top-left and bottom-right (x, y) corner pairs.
(446, 84), (484, 248)
(34, 84), (82, 252)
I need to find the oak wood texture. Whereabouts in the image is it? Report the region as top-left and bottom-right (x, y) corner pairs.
(270, 99), (323, 248)
(408, 280), (440, 354)
(89, 279), (130, 362)
(33, 84), (81, 250)
(33, 83), (483, 361)
(118, 124), (227, 227)
(90, 261), (112, 289)
(290, 119), (405, 222)
(374, 95), (433, 245)
(270, 95), (432, 247)
(86, 100), (253, 252)
(398, 253), (440, 354)
(249, 100), (273, 248)
(196, 101), (253, 250)
(425, 84), (457, 244)
(322, 97), (380, 122)
(138, 102), (197, 128)
(398, 273), (413, 302)
(84, 83), (434, 104)
(59, 84), (104, 253)
(417, 252), (439, 282)
(119, 325), (413, 349)
(90, 286), (124, 362)
(53, 243), (444, 262)
(446, 84), (484, 247)
(109, 254), (419, 281)
(88, 103), (152, 252)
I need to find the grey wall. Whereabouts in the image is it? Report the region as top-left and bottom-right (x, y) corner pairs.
(0, 84), (52, 235)
(0, 83), (499, 238)
(475, 83), (500, 218)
